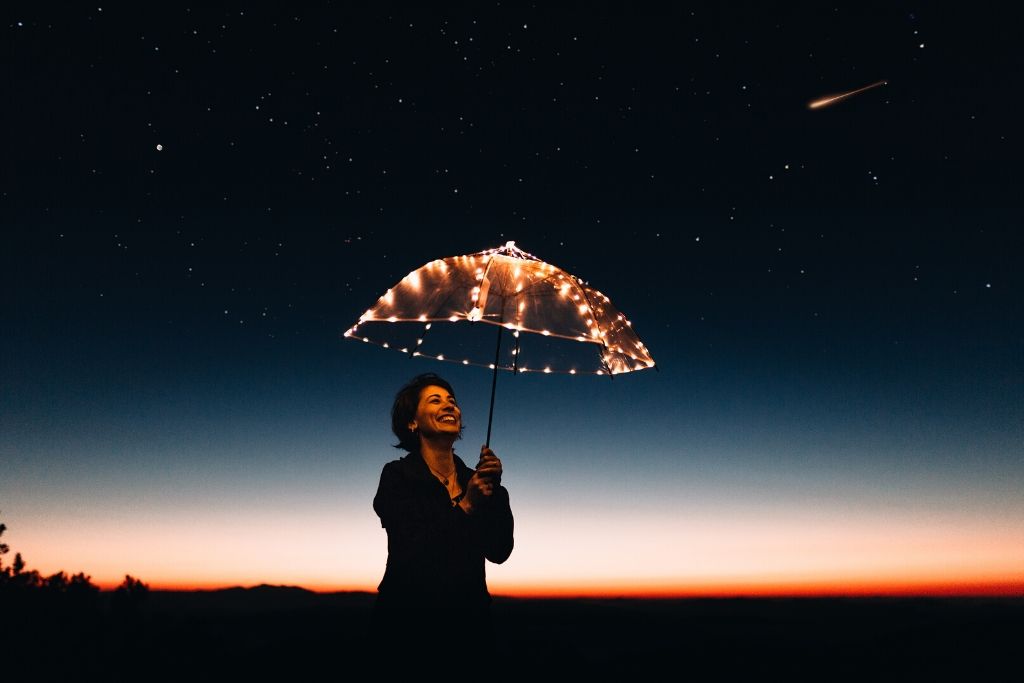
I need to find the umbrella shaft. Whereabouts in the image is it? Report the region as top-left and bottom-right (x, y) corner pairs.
(485, 324), (502, 448)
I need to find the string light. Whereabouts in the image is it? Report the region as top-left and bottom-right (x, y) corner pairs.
(346, 240), (655, 375)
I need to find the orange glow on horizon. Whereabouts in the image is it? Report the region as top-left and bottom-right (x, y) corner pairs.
(13, 489), (1023, 600)
(121, 577), (1024, 599)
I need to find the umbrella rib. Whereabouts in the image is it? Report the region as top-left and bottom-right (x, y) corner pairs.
(575, 281), (616, 377)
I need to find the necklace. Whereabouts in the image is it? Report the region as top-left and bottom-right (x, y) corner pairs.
(427, 463), (456, 487)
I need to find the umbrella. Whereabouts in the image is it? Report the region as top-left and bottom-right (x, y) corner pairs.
(344, 241), (655, 445)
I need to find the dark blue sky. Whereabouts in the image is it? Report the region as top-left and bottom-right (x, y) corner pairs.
(2, 3), (1021, 592)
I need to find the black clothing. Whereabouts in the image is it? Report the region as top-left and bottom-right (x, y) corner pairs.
(373, 449), (514, 611)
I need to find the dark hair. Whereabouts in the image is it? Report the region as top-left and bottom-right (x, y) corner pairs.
(391, 373), (462, 452)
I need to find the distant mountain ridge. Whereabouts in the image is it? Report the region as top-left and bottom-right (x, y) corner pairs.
(146, 585), (375, 613)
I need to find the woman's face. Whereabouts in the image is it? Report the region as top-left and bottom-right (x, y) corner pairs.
(409, 384), (461, 440)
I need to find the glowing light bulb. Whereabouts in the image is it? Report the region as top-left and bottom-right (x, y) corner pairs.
(437, 354), (444, 360)
(388, 316), (398, 322)
(418, 314), (427, 322)
(468, 307), (482, 322)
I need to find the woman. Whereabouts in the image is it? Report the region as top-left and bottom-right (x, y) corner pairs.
(373, 372), (514, 620)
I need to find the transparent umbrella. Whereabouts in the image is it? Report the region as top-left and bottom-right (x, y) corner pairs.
(345, 241), (655, 445)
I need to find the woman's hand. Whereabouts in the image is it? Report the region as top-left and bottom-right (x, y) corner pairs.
(459, 446), (503, 514)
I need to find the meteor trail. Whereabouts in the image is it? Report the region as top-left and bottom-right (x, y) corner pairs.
(808, 80), (887, 109)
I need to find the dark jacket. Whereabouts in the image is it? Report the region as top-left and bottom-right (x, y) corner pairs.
(372, 449), (514, 610)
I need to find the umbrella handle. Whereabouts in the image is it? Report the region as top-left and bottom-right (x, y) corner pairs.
(485, 324), (502, 448)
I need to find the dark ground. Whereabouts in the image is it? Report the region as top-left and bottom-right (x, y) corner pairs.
(8, 587), (1022, 680)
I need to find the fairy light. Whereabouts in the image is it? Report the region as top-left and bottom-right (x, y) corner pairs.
(346, 240), (655, 375)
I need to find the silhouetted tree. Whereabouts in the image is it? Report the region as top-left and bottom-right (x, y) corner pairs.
(44, 570), (69, 592)
(112, 574), (150, 616)
(0, 518), (9, 577)
(0, 515), (138, 616)
(12, 552), (25, 575)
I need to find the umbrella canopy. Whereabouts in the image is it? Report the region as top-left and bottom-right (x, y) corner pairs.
(344, 241), (655, 377)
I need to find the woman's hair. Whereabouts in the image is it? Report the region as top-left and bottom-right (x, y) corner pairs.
(391, 373), (463, 451)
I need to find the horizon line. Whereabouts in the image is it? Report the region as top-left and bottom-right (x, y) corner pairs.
(102, 580), (1024, 599)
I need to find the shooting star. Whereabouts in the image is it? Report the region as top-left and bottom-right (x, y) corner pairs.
(808, 80), (887, 110)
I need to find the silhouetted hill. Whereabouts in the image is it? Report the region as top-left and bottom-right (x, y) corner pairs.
(8, 593), (1023, 679)
(145, 585), (375, 613)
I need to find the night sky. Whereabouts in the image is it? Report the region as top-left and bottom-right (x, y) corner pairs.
(3, 3), (1022, 594)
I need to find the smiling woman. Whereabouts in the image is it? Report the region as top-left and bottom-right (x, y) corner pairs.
(372, 373), (514, 635)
